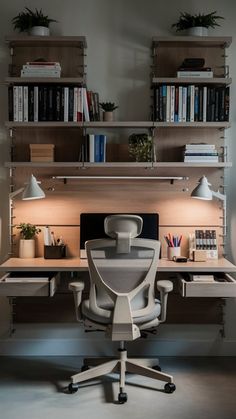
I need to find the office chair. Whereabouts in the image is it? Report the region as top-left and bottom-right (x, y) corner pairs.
(68, 214), (176, 403)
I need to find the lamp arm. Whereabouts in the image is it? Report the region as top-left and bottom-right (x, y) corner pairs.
(212, 190), (226, 209)
(9, 187), (24, 199)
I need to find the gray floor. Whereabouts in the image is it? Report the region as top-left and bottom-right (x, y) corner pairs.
(0, 357), (235, 419)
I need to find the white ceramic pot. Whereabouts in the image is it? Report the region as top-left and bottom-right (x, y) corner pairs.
(103, 111), (113, 122)
(186, 27), (208, 36)
(29, 26), (50, 36)
(19, 239), (35, 258)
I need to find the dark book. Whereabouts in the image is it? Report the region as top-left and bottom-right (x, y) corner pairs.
(198, 86), (203, 122)
(47, 86), (55, 121)
(38, 85), (48, 121)
(224, 86), (230, 121)
(8, 86), (13, 121)
(68, 87), (74, 122)
(28, 85), (34, 122)
(55, 86), (61, 121)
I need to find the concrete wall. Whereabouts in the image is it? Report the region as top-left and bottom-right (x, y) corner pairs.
(0, 0), (236, 354)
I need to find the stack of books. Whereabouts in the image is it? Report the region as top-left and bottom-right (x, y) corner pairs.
(177, 67), (213, 78)
(21, 61), (61, 78)
(177, 57), (213, 78)
(183, 143), (218, 163)
(81, 134), (106, 162)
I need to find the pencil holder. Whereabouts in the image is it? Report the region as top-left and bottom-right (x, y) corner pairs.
(44, 245), (66, 259)
(167, 246), (181, 261)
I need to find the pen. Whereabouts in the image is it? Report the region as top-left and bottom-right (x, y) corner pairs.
(51, 231), (56, 246)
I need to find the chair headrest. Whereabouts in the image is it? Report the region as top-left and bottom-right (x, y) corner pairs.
(104, 214), (143, 253)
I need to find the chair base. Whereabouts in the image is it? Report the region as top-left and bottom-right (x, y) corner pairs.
(69, 347), (175, 402)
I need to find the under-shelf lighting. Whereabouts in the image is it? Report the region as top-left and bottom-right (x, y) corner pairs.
(52, 175), (189, 182)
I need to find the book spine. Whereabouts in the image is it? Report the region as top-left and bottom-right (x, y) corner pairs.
(23, 86), (28, 122)
(73, 87), (78, 122)
(178, 86), (183, 122)
(190, 85), (195, 122)
(166, 85), (171, 122)
(182, 87), (187, 122)
(170, 85), (175, 122)
(94, 135), (100, 162)
(83, 87), (90, 122)
(33, 86), (38, 122)
(64, 87), (69, 122)
(203, 86), (207, 122)
(89, 134), (95, 162)
(13, 86), (19, 122)
(99, 135), (106, 162)
(8, 86), (13, 121)
(77, 87), (83, 121)
(48, 86), (55, 121)
(68, 87), (74, 122)
(28, 85), (34, 122)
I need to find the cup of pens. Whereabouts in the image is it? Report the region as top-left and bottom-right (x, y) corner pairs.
(165, 234), (182, 261)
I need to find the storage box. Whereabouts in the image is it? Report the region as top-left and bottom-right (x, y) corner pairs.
(30, 144), (55, 162)
(44, 245), (66, 259)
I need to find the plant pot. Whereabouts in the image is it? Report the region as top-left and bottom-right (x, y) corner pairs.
(186, 27), (208, 36)
(29, 26), (50, 36)
(103, 111), (113, 122)
(19, 239), (35, 258)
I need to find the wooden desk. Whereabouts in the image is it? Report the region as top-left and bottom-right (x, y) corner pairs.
(0, 257), (236, 272)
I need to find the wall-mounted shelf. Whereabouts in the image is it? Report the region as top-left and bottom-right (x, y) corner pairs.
(5, 162), (232, 169)
(152, 36), (232, 48)
(5, 77), (85, 84)
(152, 77), (232, 85)
(6, 36), (87, 48)
(153, 122), (230, 128)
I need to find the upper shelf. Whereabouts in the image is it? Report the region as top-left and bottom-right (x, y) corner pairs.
(152, 77), (232, 85)
(152, 36), (232, 48)
(5, 77), (85, 84)
(5, 121), (230, 129)
(5, 36), (87, 48)
(4, 162), (232, 169)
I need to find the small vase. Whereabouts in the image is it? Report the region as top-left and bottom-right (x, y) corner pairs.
(186, 27), (208, 36)
(19, 239), (35, 258)
(103, 112), (113, 122)
(29, 26), (50, 36)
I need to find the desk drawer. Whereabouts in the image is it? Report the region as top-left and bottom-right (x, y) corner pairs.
(0, 272), (58, 297)
(179, 273), (236, 298)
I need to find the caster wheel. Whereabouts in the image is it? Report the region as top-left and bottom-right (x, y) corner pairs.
(118, 392), (128, 404)
(152, 364), (161, 371)
(81, 365), (90, 372)
(68, 383), (79, 394)
(164, 383), (176, 394)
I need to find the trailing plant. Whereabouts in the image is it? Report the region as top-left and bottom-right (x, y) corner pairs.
(172, 11), (224, 31)
(17, 223), (41, 240)
(12, 7), (57, 32)
(99, 102), (118, 112)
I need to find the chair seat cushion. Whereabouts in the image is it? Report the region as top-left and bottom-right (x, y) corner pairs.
(82, 299), (161, 325)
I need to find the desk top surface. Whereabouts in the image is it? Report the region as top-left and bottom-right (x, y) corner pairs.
(0, 257), (236, 272)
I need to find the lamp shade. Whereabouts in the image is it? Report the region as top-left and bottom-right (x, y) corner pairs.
(191, 176), (213, 200)
(22, 175), (45, 200)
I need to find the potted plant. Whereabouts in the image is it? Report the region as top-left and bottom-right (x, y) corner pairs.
(171, 11), (224, 36)
(128, 133), (154, 162)
(17, 223), (41, 258)
(12, 7), (57, 36)
(99, 102), (118, 122)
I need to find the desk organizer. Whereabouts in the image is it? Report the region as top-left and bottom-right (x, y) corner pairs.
(44, 245), (66, 259)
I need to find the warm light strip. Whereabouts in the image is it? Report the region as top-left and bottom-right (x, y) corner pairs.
(52, 176), (189, 181)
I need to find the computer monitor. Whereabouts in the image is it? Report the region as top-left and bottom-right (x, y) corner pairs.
(80, 213), (159, 258)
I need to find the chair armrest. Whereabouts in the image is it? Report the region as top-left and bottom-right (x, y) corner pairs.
(156, 280), (173, 323)
(156, 280), (173, 293)
(69, 281), (85, 322)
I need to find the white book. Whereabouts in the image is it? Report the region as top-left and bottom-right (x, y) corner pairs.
(13, 86), (19, 122)
(73, 87), (78, 122)
(23, 63), (61, 69)
(185, 143), (216, 149)
(177, 71), (213, 78)
(34, 86), (38, 122)
(170, 85), (175, 122)
(64, 87), (69, 122)
(182, 87), (187, 122)
(83, 87), (90, 122)
(21, 70), (61, 77)
(18, 86), (23, 122)
(23, 86), (28, 122)
(166, 85), (171, 122)
(189, 85), (194, 122)
(203, 86), (207, 122)
(89, 134), (95, 162)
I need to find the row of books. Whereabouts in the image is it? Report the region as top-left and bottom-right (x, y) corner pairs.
(183, 143), (218, 163)
(80, 134), (107, 162)
(8, 85), (100, 122)
(21, 61), (61, 78)
(153, 85), (230, 122)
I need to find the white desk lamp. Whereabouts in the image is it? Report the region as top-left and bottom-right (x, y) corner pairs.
(9, 174), (45, 200)
(191, 175), (226, 243)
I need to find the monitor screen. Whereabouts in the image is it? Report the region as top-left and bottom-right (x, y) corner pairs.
(80, 213), (159, 258)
